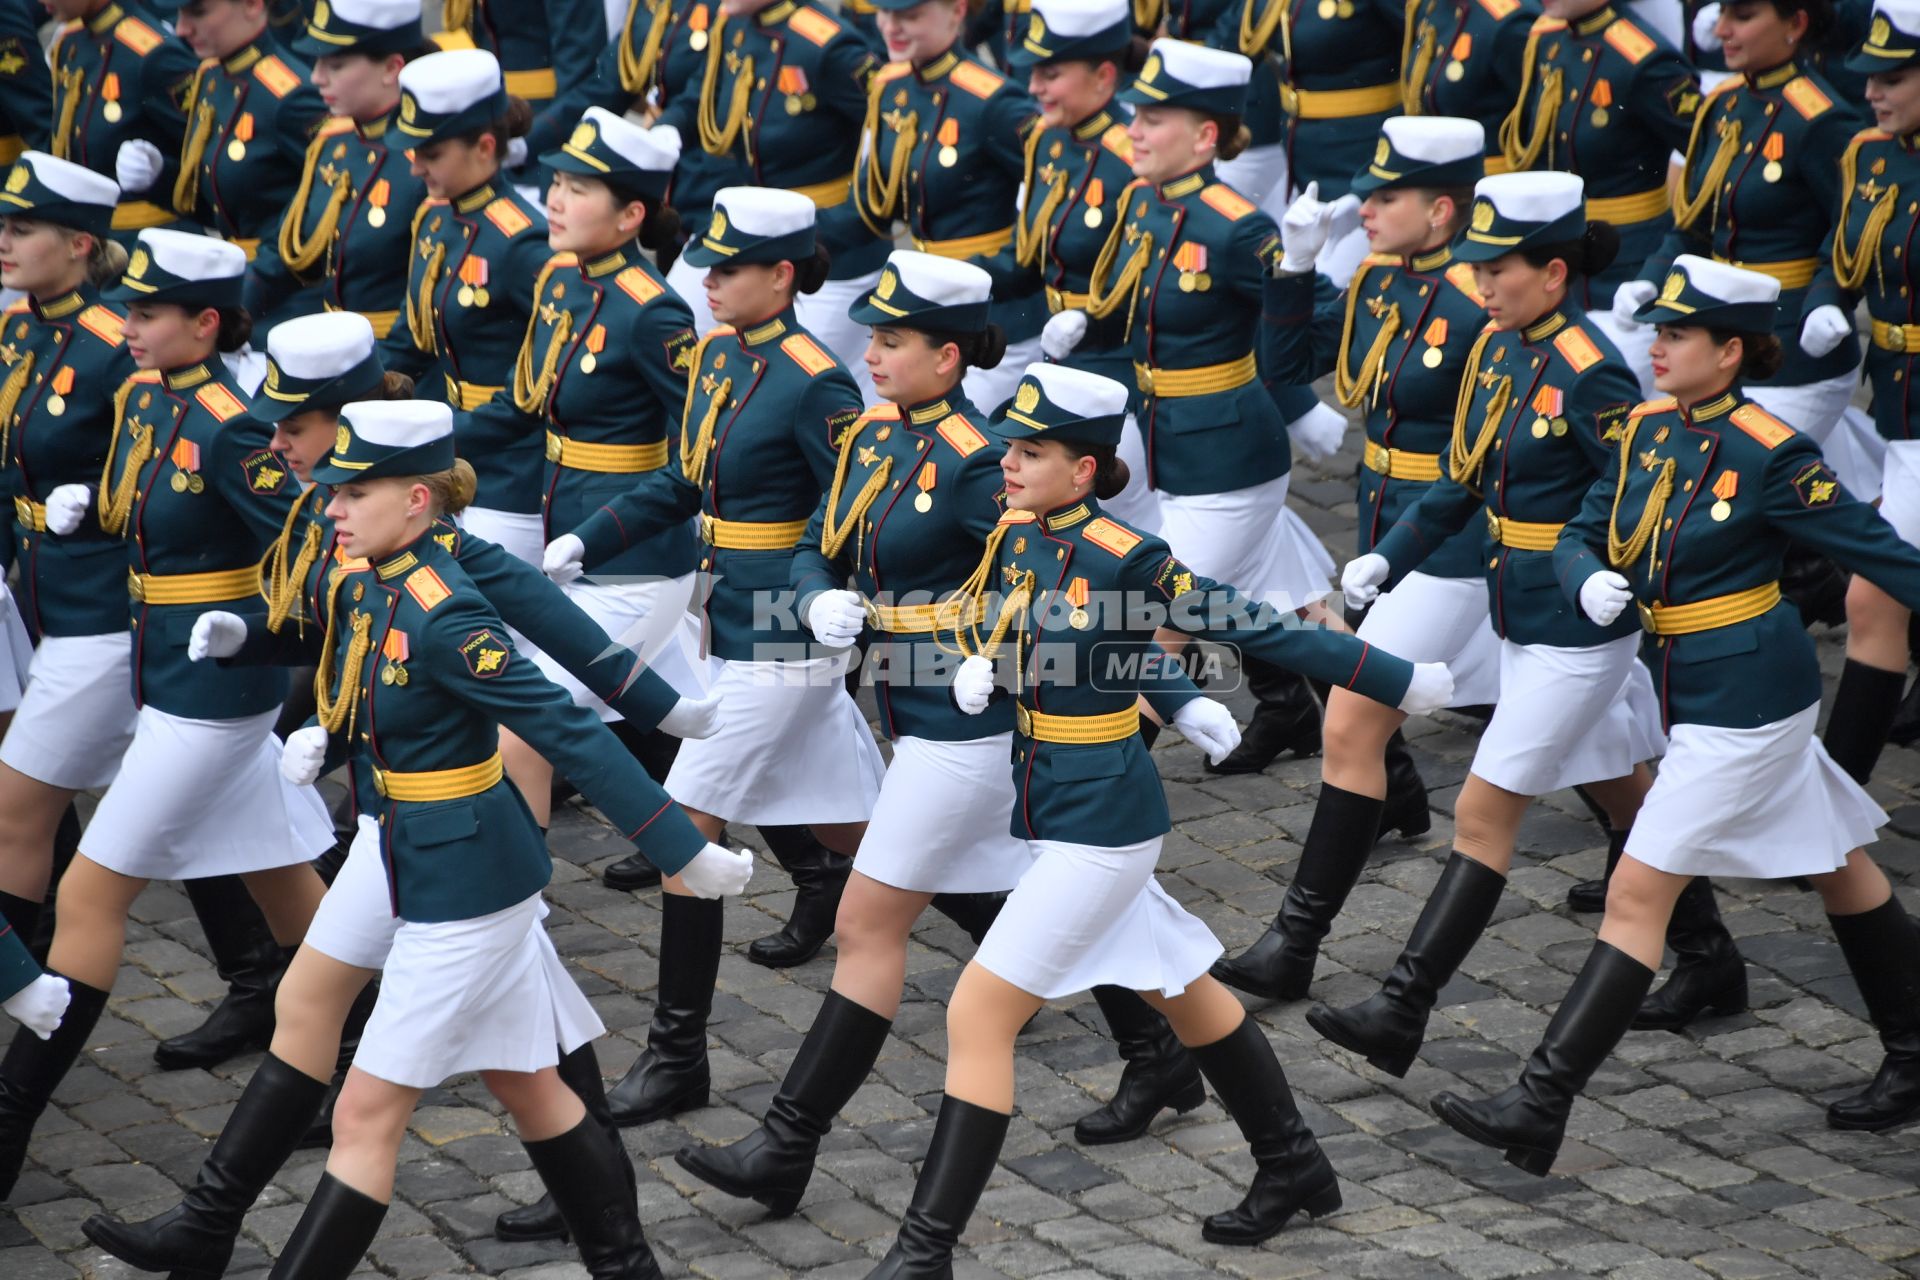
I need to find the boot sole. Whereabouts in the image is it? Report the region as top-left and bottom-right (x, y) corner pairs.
(1630, 973), (1749, 1033)
(79, 1217), (228, 1280)
(1428, 1097), (1557, 1176)
(1209, 962), (1310, 1003)
(672, 1147), (806, 1217)
(1304, 1006), (1419, 1078)
(1198, 1180), (1342, 1246)
(493, 1214), (570, 1243)
(746, 938), (830, 969)
(1072, 1077), (1208, 1146)
(1827, 1103), (1920, 1133)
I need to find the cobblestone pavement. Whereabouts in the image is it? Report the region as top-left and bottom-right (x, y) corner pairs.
(10, 429), (1920, 1280)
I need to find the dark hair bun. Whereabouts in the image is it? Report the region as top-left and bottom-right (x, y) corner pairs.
(792, 246), (832, 295)
(1095, 452), (1130, 500)
(1579, 222), (1620, 277)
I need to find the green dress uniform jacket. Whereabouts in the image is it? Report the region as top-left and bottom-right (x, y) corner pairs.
(827, 49), (1045, 342)
(163, 36), (329, 259)
(1262, 0), (1404, 199)
(1264, 243), (1491, 576)
(1556, 389), (1920, 729)
(965, 500), (1415, 844)
(99, 361), (299, 719)
(249, 112), (425, 340)
(1642, 59), (1866, 388)
(48, 1), (199, 236)
(1809, 127), (1920, 442)
(439, 0), (606, 135)
(459, 242), (699, 578)
(1499, 6), (1701, 304)
(384, 180), (551, 516)
(1401, 0), (1537, 162)
(0, 921), (38, 1004)
(651, 0), (887, 279)
(563, 307), (860, 662)
(307, 535), (707, 922)
(2, 288), (139, 639)
(1371, 302), (1645, 647)
(1090, 164), (1315, 496)
(0, 0), (49, 162)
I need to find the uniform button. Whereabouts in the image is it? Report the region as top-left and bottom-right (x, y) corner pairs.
(1418, 285), (1429, 296)
(1663, 517), (1673, 529)
(1493, 439), (1502, 449)
(1489, 558), (1499, 569)
(1368, 489), (1377, 499)
(1683, 479), (1693, 491)
(701, 557), (711, 569)
(1699, 440), (1709, 452)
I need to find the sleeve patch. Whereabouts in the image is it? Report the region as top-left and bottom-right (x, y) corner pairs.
(252, 54), (302, 97)
(241, 448), (288, 494)
(114, 16), (163, 53)
(826, 408), (860, 447)
(1792, 460), (1840, 507)
(949, 61), (1005, 98)
(1595, 401), (1633, 443)
(1783, 76), (1833, 119)
(936, 414), (988, 456)
(1445, 261), (1485, 305)
(1553, 327), (1604, 372)
(1200, 184), (1255, 221)
(1081, 517), (1143, 556)
(77, 305), (124, 346)
(1730, 403), (1795, 449)
(787, 6), (840, 45)
(616, 265), (663, 305)
(1603, 18), (1654, 64)
(1476, 0), (1519, 17)
(405, 565), (452, 612)
(195, 383), (246, 421)
(664, 326), (697, 372)
(1151, 554), (1198, 601)
(483, 197), (533, 237)
(780, 332), (836, 376)
(459, 627), (511, 676)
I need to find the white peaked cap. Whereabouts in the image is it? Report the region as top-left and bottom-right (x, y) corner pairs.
(268, 311), (378, 378)
(340, 399), (454, 447)
(399, 49), (503, 113)
(886, 250), (993, 305)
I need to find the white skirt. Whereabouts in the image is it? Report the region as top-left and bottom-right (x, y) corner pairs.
(1876, 438), (1920, 539)
(962, 333), (1046, 418)
(352, 891), (605, 1088)
(531, 572), (711, 715)
(795, 268), (883, 405)
(1471, 635), (1666, 796)
(665, 253), (720, 335)
(856, 733), (1034, 893)
(1748, 373), (1883, 498)
(0, 632), (137, 789)
(975, 837), (1222, 999)
(1588, 304), (1658, 400)
(666, 654), (884, 824)
(305, 816), (401, 971)
(458, 506), (546, 568)
(1630, 704), (1886, 878)
(83, 706), (334, 879)
(1356, 570), (1503, 708)
(1102, 412), (1163, 533)
(1158, 471), (1334, 612)
(0, 600), (29, 715)
(1215, 142), (1289, 218)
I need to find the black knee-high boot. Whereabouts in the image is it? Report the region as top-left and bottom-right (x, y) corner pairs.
(1430, 940), (1654, 1175)
(1212, 784), (1384, 1001)
(676, 990), (894, 1216)
(524, 1114), (663, 1279)
(1073, 986), (1204, 1144)
(1379, 730), (1432, 840)
(1827, 897), (1920, 1132)
(27, 805), (83, 963)
(0, 973), (109, 1200)
(82, 1054), (331, 1277)
(866, 1096), (1011, 1279)
(0, 891), (41, 960)
(1204, 658), (1321, 775)
(928, 892), (1006, 944)
(156, 876), (286, 1071)
(608, 894), (721, 1126)
(1566, 827), (1629, 914)
(1825, 659), (1908, 785)
(601, 722), (679, 890)
(748, 825), (851, 968)
(1188, 1016), (1342, 1245)
(267, 1173), (388, 1280)
(1306, 852), (1505, 1077)
(497, 1041), (631, 1241)
(1632, 878), (1748, 1031)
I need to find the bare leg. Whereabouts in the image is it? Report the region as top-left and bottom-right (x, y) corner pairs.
(830, 872), (933, 1019)
(0, 763), (77, 903)
(237, 862), (327, 947)
(271, 946), (378, 1082)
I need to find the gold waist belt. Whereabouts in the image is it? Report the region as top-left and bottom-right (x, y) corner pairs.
(1639, 581), (1781, 636)
(1279, 81), (1400, 119)
(787, 173), (853, 210)
(129, 565), (259, 605)
(1015, 704), (1140, 743)
(372, 751), (504, 801)
(503, 67), (558, 99)
(112, 200), (174, 230)
(1872, 319), (1920, 353)
(326, 301), (399, 339)
(450, 378), (505, 410)
(1485, 512), (1564, 551)
(868, 597), (978, 634)
(1586, 187), (1670, 224)
(1046, 286), (1093, 312)
(699, 514), (808, 549)
(1713, 255), (1819, 290)
(1134, 353), (1257, 398)
(1363, 441), (1443, 481)
(13, 497), (44, 530)
(545, 431), (668, 474)
(912, 226), (1014, 259)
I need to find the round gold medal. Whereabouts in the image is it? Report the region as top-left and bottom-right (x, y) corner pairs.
(103, 101), (122, 123)
(472, 287), (491, 308)
(457, 285), (475, 307)
(1530, 417), (1549, 438)
(1085, 207), (1102, 229)
(1710, 499), (1731, 521)
(226, 139), (246, 162)
(1763, 160), (1782, 183)
(45, 393), (65, 416)
(1591, 107), (1608, 128)
(170, 471), (188, 492)
(1445, 60), (1464, 81)
(914, 491), (932, 513)
(690, 29), (708, 49)
(580, 353), (597, 374)
(367, 206), (387, 227)
(1422, 346), (1442, 369)
(1069, 607), (1091, 630)
(938, 145), (958, 167)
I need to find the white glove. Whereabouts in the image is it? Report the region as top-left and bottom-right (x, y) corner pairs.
(280, 725), (329, 786)
(45, 483), (90, 535)
(658, 693), (722, 740)
(1800, 305), (1854, 359)
(1398, 662), (1455, 716)
(1691, 2), (1723, 51)
(188, 610), (247, 662)
(953, 654), (995, 715)
(1289, 408), (1347, 462)
(1172, 697), (1242, 764)
(1041, 309), (1089, 360)
(114, 140), (162, 194)
(506, 137), (530, 168)
(542, 533), (585, 584)
(1326, 193), (1363, 247)
(1279, 181), (1333, 274)
(1340, 553), (1391, 611)
(677, 841), (754, 898)
(1612, 280), (1659, 328)
(1578, 570), (1634, 627)
(2, 974), (70, 1041)
(805, 589), (867, 648)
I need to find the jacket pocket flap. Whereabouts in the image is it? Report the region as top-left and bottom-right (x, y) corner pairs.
(402, 801), (479, 847)
(1047, 744), (1128, 782)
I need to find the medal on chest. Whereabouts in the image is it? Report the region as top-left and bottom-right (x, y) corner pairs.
(1762, 133), (1785, 183)
(1530, 386), (1565, 438)
(367, 178), (390, 228)
(1174, 242), (1209, 292)
(457, 254), (490, 308)
(44, 365), (74, 416)
(1710, 468), (1737, 521)
(936, 117), (960, 168)
(380, 628), (410, 685)
(1084, 177), (1105, 229)
(1590, 79), (1613, 128)
(227, 111), (253, 163)
(1421, 318), (1448, 368)
(1445, 34), (1470, 81)
(914, 461), (936, 512)
(102, 72), (123, 122)
(1066, 576), (1091, 630)
(580, 324), (606, 374)
(169, 437), (205, 494)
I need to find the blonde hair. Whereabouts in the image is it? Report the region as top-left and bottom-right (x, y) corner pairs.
(419, 458), (477, 516)
(62, 228), (128, 289)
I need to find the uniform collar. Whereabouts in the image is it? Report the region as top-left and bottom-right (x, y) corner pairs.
(757, 0), (800, 26)
(375, 546), (422, 579)
(1158, 163), (1214, 200)
(358, 111), (392, 139)
(582, 243), (633, 278)
(162, 361), (215, 391)
(1071, 107), (1115, 141)
(222, 36), (268, 75)
(1686, 386), (1739, 421)
(916, 49), (961, 83)
(1521, 308), (1569, 343)
(740, 306), (797, 347)
(1040, 500), (1094, 532)
(1409, 243), (1453, 273)
(1573, 5), (1615, 36)
(1749, 59), (1799, 91)
(905, 393), (956, 425)
(86, 2), (124, 35)
(454, 182), (497, 214)
(31, 288), (87, 321)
